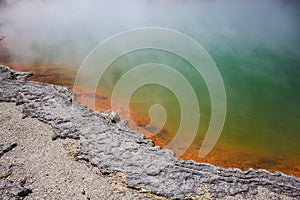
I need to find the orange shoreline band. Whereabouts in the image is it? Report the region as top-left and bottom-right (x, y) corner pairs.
(4, 62), (300, 178)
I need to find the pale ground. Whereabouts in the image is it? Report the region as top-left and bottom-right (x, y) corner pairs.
(0, 102), (165, 200)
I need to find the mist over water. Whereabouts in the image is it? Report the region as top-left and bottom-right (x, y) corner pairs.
(0, 0), (299, 64)
(0, 0), (300, 175)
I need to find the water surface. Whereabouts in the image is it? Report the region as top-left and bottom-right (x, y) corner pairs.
(0, 0), (299, 177)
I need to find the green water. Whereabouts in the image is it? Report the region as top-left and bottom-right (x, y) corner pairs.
(96, 36), (300, 169)
(219, 52), (300, 157)
(1, 0), (299, 175)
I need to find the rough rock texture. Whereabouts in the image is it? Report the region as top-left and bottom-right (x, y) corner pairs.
(0, 65), (299, 199)
(0, 143), (32, 199)
(0, 102), (163, 200)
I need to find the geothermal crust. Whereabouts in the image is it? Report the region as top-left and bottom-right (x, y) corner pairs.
(0, 65), (299, 199)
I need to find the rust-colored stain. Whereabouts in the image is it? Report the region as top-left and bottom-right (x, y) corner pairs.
(2, 61), (300, 178)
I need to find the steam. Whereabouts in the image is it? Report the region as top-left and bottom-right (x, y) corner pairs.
(0, 0), (299, 67)
(1, 0), (300, 163)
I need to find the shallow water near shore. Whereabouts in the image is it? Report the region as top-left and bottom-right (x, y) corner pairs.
(0, 0), (300, 177)
(5, 59), (300, 178)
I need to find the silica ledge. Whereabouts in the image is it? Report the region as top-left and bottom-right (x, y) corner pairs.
(0, 65), (299, 199)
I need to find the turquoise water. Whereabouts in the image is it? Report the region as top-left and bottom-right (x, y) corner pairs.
(101, 46), (300, 153)
(1, 0), (299, 175)
(95, 31), (300, 174)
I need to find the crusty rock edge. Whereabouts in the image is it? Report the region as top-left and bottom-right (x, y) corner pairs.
(0, 65), (299, 199)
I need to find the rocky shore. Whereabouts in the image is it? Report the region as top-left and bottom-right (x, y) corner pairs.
(0, 102), (160, 200)
(0, 65), (299, 199)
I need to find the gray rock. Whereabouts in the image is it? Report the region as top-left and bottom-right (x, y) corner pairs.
(99, 110), (128, 128)
(0, 65), (299, 199)
(0, 66), (32, 81)
(0, 143), (17, 158)
(0, 163), (32, 199)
